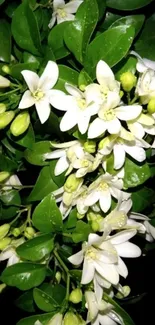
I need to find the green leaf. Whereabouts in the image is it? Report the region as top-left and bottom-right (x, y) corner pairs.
(23, 52), (41, 68)
(54, 65), (79, 92)
(96, 0), (106, 20)
(0, 0), (5, 5)
(135, 14), (155, 60)
(65, 208), (77, 230)
(16, 234), (55, 262)
(24, 141), (51, 166)
(84, 26), (135, 79)
(106, 0), (153, 10)
(16, 313), (55, 325)
(123, 158), (151, 189)
(49, 161), (66, 188)
(15, 290), (36, 312)
(41, 283), (66, 305)
(99, 12), (121, 31)
(72, 220), (91, 243)
(64, 0), (99, 63)
(28, 166), (58, 202)
(32, 193), (63, 233)
(33, 288), (59, 312)
(0, 189), (21, 206)
(1, 263), (46, 290)
(78, 69), (93, 88)
(10, 124), (35, 149)
(0, 19), (11, 63)
(104, 293), (135, 325)
(10, 63), (37, 81)
(0, 153), (17, 172)
(12, 2), (42, 55)
(0, 189), (21, 220)
(109, 15), (145, 37)
(132, 186), (155, 212)
(48, 22), (70, 60)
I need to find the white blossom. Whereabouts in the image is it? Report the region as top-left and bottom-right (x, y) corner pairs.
(0, 75), (10, 88)
(0, 237), (25, 267)
(127, 113), (155, 139)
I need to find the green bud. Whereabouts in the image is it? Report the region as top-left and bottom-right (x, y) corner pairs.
(63, 312), (79, 325)
(0, 75), (10, 88)
(0, 224), (10, 240)
(119, 90), (124, 98)
(84, 140), (96, 153)
(116, 285), (131, 299)
(0, 237), (11, 250)
(10, 112), (30, 137)
(77, 315), (86, 325)
(91, 220), (99, 232)
(0, 103), (6, 114)
(63, 192), (73, 206)
(77, 212), (85, 219)
(147, 98), (155, 114)
(87, 211), (102, 222)
(64, 174), (82, 193)
(55, 271), (61, 283)
(2, 65), (11, 75)
(12, 228), (21, 237)
(24, 227), (35, 240)
(69, 288), (82, 304)
(79, 84), (86, 91)
(0, 111), (15, 129)
(120, 72), (137, 92)
(0, 171), (10, 183)
(0, 283), (6, 293)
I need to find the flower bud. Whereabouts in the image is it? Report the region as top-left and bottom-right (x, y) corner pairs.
(2, 65), (11, 75)
(0, 75), (10, 88)
(63, 312), (79, 325)
(10, 112), (30, 137)
(63, 192), (73, 206)
(77, 212), (85, 219)
(147, 98), (155, 114)
(47, 313), (63, 325)
(69, 288), (82, 304)
(87, 211), (102, 222)
(0, 103), (6, 114)
(0, 224), (10, 240)
(0, 237), (11, 250)
(98, 137), (110, 150)
(119, 90), (124, 98)
(0, 171), (10, 183)
(0, 111), (15, 129)
(91, 220), (99, 232)
(116, 285), (131, 299)
(24, 227), (35, 240)
(0, 283), (6, 293)
(64, 174), (82, 193)
(84, 140), (96, 153)
(55, 271), (61, 283)
(12, 228), (21, 237)
(120, 72), (137, 92)
(79, 84), (86, 91)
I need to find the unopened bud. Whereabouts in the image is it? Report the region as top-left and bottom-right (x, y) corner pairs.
(79, 84), (86, 91)
(24, 227), (35, 240)
(0, 75), (10, 88)
(0, 171), (10, 183)
(120, 72), (137, 92)
(84, 140), (96, 153)
(147, 98), (155, 114)
(10, 112), (30, 137)
(12, 228), (21, 237)
(47, 313), (63, 325)
(98, 137), (110, 150)
(91, 220), (99, 232)
(77, 315), (86, 325)
(0, 283), (6, 293)
(2, 65), (11, 75)
(0, 237), (11, 250)
(55, 271), (61, 283)
(0, 111), (15, 129)
(0, 224), (10, 239)
(0, 103), (6, 114)
(64, 174), (82, 193)
(77, 212), (85, 219)
(116, 285), (131, 299)
(119, 90), (124, 98)
(87, 211), (102, 222)
(63, 192), (73, 206)
(64, 312), (79, 325)
(69, 288), (82, 304)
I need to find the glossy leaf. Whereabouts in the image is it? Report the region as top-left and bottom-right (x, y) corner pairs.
(16, 234), (55, 262)
(72, 220), (91, 243)
(10, 63), (37, 80)
(33, 288), (59, 312)
(48, 22), (70, 60)
(32, 193), (63, 233)
(10, 125), (35, 149)
(96, 0), (106, 20)
(106, 0), (153, 10)
(49, 161), (66, 188)
(84, 26), (135, 79)
(24, 141), (51, 166)
(0, 153), (17, 172)
(0, 190), (21, 220)
(54, 65), (79, 92)
(28, 166), (58, 202)
(78, 70), (93, 88)
(123, 159), (151, 189)
(15, 290), (36, 312)
(135, 14), (155, 60)
(109, 15), (145, 37)
(0, 19), (11, 62)
(99, 12), (121, 31)
(17, 313), (55, 325)
(1, 263), (46, 290)
(0, 0), (5, 5)
(132, 187), (155, 212)
(64, 0), (98, 63)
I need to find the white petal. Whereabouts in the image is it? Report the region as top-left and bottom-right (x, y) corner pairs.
(48, 15), (56, 29)
(110, 229), (137, 245)
(113, 144), (125, 169)
(138, 113), (154, 126)
(44, 149), (65, 160)
(127, 122), (145, 139)
(144, 221), (155, 239)
(19, 90), (35, 109)
(53, 0), (65, 10)
(144, 125), (155, 135)
(85, 83), (102, 104)
(68, 250), (84, 265)
(94, 261), (119, 285)
(116, 105), (142, 121)
(0, 248), (14, 261)
(60, 109), (77, 131)
(7, 254), (19, 266)
(35, 99), (51, 124)
(99, 314), (117, 325)
(65, 83), (82, 98)
(116, 256), (128, 278)
(39, 61), (59, 90)
(99, 191), (111, 213)
(21, 70), (39, 92)
(78, 113), (90, 134)
(88, 118), (106, 138)
(85, 291), (98, 320)
(96, 60), (114, 86)
(85, 191), (100, 207)
(49, 90), (68, 111)
(115, 242), (141, 258)
(65, 1), (82, 13)
(55, 156), (69, 175)
(107, 118), (121, 134)
(123, 144), (146, 162)
(81, 258), (95, 284)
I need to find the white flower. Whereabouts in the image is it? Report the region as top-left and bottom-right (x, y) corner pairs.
(50, 83), (99, 134)
(127, 113), (155, 139)
(85, 291), (122, 325)
(68, 231), (141, 286)
(136, 69), (155, 104)
(47, 313), (63, 325)
(0, 237), (25, 267)
(1, 174), (22, 191)
(19, 61), (60, 124)
(48, 0), (83, 28)
(0, 75), (10, 88)
(131, 51), (155, 73)
(71, 151), (94, 177)
(84, 173), (130, 213)
(99, 132), (149, 170)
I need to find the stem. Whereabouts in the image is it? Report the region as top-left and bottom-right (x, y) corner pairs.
(66, 273), (71, 300)
(62, 232), (72, 238)
(127, 92), (131, 105)
(54, 250), (69, 274)
(0, 185), (34, 190)
(130, 95), (138, 105)
(0, 87), (21, 97)
(27, 205), (32, 225)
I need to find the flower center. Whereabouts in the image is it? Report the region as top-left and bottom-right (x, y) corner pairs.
(99, 108), (116, 121)
(99, 181), (109, 191)
(32, 89), (44, 101)
(100, 85), (109, 98)
(81, 159), (89, 168)
(57, 8), (67, 18)
(86, 247), (97, 260)
(77, 98), (87, 110)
